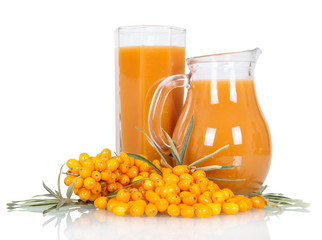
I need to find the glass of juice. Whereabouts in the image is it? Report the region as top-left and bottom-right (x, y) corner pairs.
(115, 25), (186, 160)
(149, 48), (271, 194)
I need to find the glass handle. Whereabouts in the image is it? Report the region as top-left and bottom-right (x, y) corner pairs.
(148, 74), (190, 152)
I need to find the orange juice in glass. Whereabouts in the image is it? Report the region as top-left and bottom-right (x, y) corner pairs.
(115, 26), (186, 160)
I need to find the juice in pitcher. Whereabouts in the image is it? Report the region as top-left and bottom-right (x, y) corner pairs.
(115, 26), (186, 160)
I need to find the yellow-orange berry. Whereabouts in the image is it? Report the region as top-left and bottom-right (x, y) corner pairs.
(67, 159), (79, 169)
(172, 165), (190, 176)
(143, 180), (155, 191)
(145, 190), (160, 204)
(251, 196), (266, 209)
(207, 203), (221, 216)
(139, 162), (152, 172)
(119, 174), (130, 186)
(130, 204), (145, 217)
(131, 191), (143, 201)
(222, 202), (239, 215)
(181, 206), (195, 218)
(64, 175), (76, 186)
(192, 170), (206, 181)
(79, 167), (91, 178)
(78, 188), (91, 201)
(106, 173), (116, 184)
(145, 203), (158, 217)
(113, 206), (126, 216)
(167, 204), (180, 217)
(195, 205), (212, 218)
(107, 183), (118, 193)
(155, 199), (169, 212)
(92, 171), (101, 182)
(127, 166), (139, 178)
(179, 173), (194, 182)
(166, 194), (181, 205)
(139, 171), (149, 178)
(182, 194), (198, 206)
(163, 174), (179, 184)
(74, 177), (84, 189)
(101, 148), (111, 159)
(94, 196), (108, 209)
(107, 159), (120, 172)
(84, 177), (96, 190)
(178, 180), (193, 191)
(116, 189), (131, 203)
(198, 194), (212, 204)
(237, 199), (248, 212)
(212, 191), (225, 203)
(101, 170), (112, 181)
(79, 153), (90, 165)
(91, 181), (102, 194)
(119, 162), (130, 173)
(95, 159), (107, 171)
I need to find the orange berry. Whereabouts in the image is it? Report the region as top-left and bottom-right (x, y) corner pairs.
(150, 173), (163, 181)
(64, 175), (76, 186)
(107, 183), (118, 193)
(113, 206), (126, 216)
(91, 182), (102, 194)
(143, 180), (155, 191)
(161, 167), (172, 175)
(222, 202), (239, 215)
(66, 159), (79, 169)
(195, 205), (212, 218)
(207, 203), (221, 216)
(178, 180), (193, 191)
(195, 177), (208, 185)
(79, 153), (90, 165)
(198, 194), (212, 204)
(119, 163), (130, 173)
(74, 177), (84, 189)
(145, 203), (158, 217)
(134, 200), (147, 208)
(95, 159), (107, 171)
(179, 191), (191, 199)
(160, 185), (176, 198)
(106, 173), (116, 184)
(154, 179), (165, 188)
(203, 191), (212, 198)
(119, 174), (130, 186)
(155, 199), (169, 212)
(172, 165), (190, 176)
(222, 188), (234, 199)
(182, 194), (198, 206)
(94, 196), (108, 209)
(101, 170), (112, 181)
(79, 166), (91, 178)
(84, 177), (96, 190)
(237, 199), (248, 212)
(127, 166), (139, 178)
(139, 162), (151, 172)
(181, 206), (195, 218)
(116, 189), (131, 203)
(163, 174), (179, 184)
(131, 191), (143, 201)
(78, 188), (91, 201)
(226, 197), (238, 203)
(139, 171), (149, 178)
(251, 196), (266, 209)
(145, 190), (160, 204)
(101, 148), (111, 159)
(106, 199), (120, 212)
(189, 184), (201, 196)
(167, 204), (180, 217)
(107, 159), (120, 172)
(179, 173), (194, 182)
(92, 171), (101, 182)
(132, 176), (144, 188)
(212, 191), (225, 203)
(70, 163), (81, 174)
(166, 194), (181, 205)
(83, 159), (94, 171)
(192, 170), (206, 181)
(130, 205), (145, 217)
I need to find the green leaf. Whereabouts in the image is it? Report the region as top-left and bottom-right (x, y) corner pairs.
(207, 177), (245, 181)
(188, 144), (230, 167)
(180, 114), (194, 164)
(162, 129), (180, 165)
(135, 126), (171, 168)
(43, 205), (57, 214)
(57, 163), (65, 199)
(127, 153), (163, 176)
(42, 181), (58, 198)
(195, 164), (242, 172)
(105, 178), (148, 198)
(32, 194), (56, 198)
(56, 200), (66, 210)
(66, 176), (80, 200)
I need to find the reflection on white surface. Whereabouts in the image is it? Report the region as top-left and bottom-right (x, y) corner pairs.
(204, 128), (216, 147)
(62, 208), (271, 240)
(232, 126), (242, 145)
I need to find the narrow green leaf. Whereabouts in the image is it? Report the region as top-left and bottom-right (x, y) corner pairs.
(66, 176), (80, 200)
(189, 144), (230, 167)
(135, 126), (171, 168)
(127, 153), (163, 176)
(56, 200), (66, 210)
(195, 164), (242, 172)
(43, 205), (57, 214)
(162, 129), (180, 165)
(42, 181), (58, 198)
(57, 163), (65, 199)
(180, 114), (194, 164)
(33, 194), (54, 198)
(207, 177), (245, 181)
(105, 178), (148, 198)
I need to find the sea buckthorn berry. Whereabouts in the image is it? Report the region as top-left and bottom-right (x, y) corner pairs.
(179, 173), (194, 182)
(73, 187), (79, 195)
(138, 186), (146, 196)
(161, 168), (172, 175)
(222, 188), (234, 199)
(101, 148), (111, 159)
(107, 183), (118, 193)
(167, 204), (180, 217)
(130, 205), (145, 217)
(226, 197), (238, 203)
(145, 190), (160, 204)
(127, 166), (139, 178)
(106, 199), (119, 212)
(64, 175), (76, 186)
(113, 206), (126, 216)
(67, 159), (79, 169)
(145, 203), (158, 217)
(101, 170), (111, 181)
(179, 191), (191, 199)
(198, 194), (212, 204)
(107, 159), (120, 172)
(119, 152), (129, 162)
(70, 163), (81, 174)
(92, 171), (101, 182)
(89, 193), (101, 202)
(79, 167), (91, 178)
(119, 174), (130, 186)
(116, 189), (131, 203)
(95, 159), (107, 171)
(195, 205), (212, 218)
(115, 183), (123, 191)
(192, 170), (206, 181)
(150, 173), (162, 181)
(134, 200), (147, 207)
(128, 187), (138, 193)
(207, 203), (221, 216)
(143, 180), (155, 191)
(189, 184), (201, 196)
(155, 199), (169, 212)
(91, 182), (102, 194)
(106, 173), (116, 184)
(196, 177), (208, 185)
(152, 160), (161, 169)
(114, 169), (122, 181)
(165, 183), (180, 194)
(139, 171), (149, 178)
(134, 159), (144, 168)
(198, 183), (208, 193)
(246, 198), (253, 210)
(119, 163), (130, 173)
(179, 203), (188, 209)
(79, 153), (90, 165)
(237, 199), (248, 212)
(94, 196), (108, 209)
(163, 174), (179, 184)
(212, 191), (225, 203)
(160, 185), (176, 198)
(166, 194), (181, 205)
(131, 191), (143, 201)
(178, 180), (193, 191)
(222, 202), (239, 215)
(132, 176), (144, 188)
(181, 206), (195, 218)
(84, 177), (96, 190)
(83, 159), (94, 171)
(154, 179), (165, 188)
(78, 188), (91, 201)
(173, 165), (190, 176)
(202, 191), (212, 198)
(155, 187), (161, 195)
(74, 177), (84, 189)
(208, 181), (220, 191)
(139, 162), (151, 172)
(251, 196), (266, 209)
(118, 202), (131, 214)
(182, 194), (198, 206)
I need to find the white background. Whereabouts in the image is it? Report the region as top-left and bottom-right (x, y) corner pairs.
(1, 0), (321, 239)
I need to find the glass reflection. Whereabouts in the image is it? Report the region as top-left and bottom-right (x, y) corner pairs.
(204, 128), (216, 147)
(232, 126), (242, 145)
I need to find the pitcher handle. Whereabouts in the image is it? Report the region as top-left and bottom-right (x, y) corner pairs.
(148, 74), (191, 152)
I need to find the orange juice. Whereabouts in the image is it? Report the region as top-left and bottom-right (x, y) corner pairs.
(119, 46), (185, 160)
(173, 79), (271, 194)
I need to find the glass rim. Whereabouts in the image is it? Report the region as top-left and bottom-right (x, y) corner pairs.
(116, 25), (186, 33)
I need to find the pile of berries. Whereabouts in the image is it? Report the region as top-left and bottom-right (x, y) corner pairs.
(64, 148), (266, 218)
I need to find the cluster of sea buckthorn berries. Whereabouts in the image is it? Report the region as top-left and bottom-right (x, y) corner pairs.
(64, 148), (266, 218)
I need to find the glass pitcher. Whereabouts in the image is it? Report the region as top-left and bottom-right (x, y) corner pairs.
(149, 48), (271, 194)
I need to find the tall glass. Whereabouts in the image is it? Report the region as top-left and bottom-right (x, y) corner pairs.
(115, 26), (186, 160)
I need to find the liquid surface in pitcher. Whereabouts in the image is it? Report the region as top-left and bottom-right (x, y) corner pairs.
(173, 79), (271, 194)
(119, 46), (185, 160)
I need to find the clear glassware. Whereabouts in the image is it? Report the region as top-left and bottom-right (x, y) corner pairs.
(115, 25), (186, 160)
(149, 48), (271, 194)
